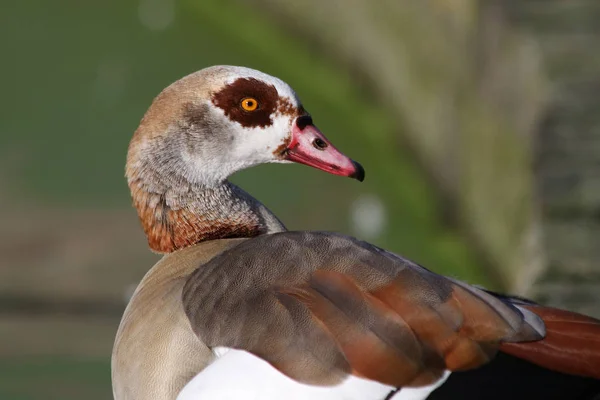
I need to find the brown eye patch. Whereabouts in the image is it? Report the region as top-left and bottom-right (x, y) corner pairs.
(211, 78), (279, 128)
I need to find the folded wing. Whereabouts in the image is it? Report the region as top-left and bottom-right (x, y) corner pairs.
(182, 231), (568, 389)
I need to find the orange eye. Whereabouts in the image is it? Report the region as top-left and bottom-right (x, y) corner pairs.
(241, 97), (258, 111)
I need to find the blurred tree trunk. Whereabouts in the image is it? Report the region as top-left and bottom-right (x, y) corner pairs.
(504, 1), (600, 317)
(250, 0), (548, 294)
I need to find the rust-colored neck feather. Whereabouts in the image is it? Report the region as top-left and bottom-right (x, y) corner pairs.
(129, 179), (284, 254)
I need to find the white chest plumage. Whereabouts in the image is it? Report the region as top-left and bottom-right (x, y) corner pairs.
(177, 348), (450, 400)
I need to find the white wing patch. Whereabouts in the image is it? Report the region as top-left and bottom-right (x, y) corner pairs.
(389, 370), (451, 400)
(177, 348), (450, 400)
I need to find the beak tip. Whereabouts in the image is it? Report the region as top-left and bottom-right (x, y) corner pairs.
(350, 160), (365, 182)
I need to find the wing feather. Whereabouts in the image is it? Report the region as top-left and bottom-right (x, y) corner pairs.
(182, 231), (597, 390)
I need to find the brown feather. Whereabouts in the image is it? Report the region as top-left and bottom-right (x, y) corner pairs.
(182, 232), (546, 388)
(373, 277), (503, 373)
(500, 305), (600, 379)
(286, 270), (437, 387)
(130, 182), (263, 253)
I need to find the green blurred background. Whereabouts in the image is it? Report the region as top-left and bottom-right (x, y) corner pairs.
(1, 0), (599, 398)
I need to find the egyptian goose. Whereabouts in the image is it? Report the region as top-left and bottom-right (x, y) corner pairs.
(112, 66), (600, 400)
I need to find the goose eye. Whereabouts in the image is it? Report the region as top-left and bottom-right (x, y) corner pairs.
(241, 97), (258, 112)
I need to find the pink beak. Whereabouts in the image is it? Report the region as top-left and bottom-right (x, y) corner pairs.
(283, 116), (365, 181)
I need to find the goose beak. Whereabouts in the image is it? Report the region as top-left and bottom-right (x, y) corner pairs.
(283, 116), (365, 182)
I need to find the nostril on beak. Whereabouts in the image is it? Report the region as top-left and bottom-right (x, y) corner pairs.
(312, 138), (328, 150)
(296, 115), (313, 130)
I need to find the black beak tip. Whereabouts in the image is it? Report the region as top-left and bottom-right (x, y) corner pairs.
(350, 160), (365, 182)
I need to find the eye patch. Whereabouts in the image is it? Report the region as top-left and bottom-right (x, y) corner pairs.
(212, 78), (279, 128)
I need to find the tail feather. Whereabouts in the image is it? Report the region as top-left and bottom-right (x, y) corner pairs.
(500, 305), (600, 379)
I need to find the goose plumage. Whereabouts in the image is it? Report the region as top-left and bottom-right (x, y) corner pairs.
(112, 66), (600, 400)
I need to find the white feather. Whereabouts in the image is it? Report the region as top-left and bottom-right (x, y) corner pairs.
(389, 371), (451, 400)
(177, 348), (450, 400)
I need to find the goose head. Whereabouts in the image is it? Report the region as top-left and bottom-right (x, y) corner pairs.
(126, 66), (364, 252)
(127, 65), (363, 191)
